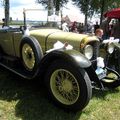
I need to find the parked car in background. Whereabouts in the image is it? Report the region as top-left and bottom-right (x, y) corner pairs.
(98, 39), (120, 88)
(0, 9), (119, 111)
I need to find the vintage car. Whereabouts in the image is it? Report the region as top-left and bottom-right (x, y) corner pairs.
(107, 42), (120, 74)
(97, 39), (120, 88)
(0, 9), (120, 111)
(114, 43), (120, 73)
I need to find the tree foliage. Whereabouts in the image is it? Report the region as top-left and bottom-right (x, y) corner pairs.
(36, 0), (68, 14)
(36, 0), (68, 8)
(72, 0), (120, 25)
(0, 0), (9, 26)
(92, 0), (120, 24)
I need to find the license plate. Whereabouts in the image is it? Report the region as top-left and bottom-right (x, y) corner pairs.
(95, 68), (107, 79)
(98, 72), (106, 79)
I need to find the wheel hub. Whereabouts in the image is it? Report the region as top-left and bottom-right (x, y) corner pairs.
(22, 43), (35, 70)
(61, 80), (73, 92)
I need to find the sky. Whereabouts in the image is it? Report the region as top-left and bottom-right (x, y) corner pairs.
(0, 0), (85, 22)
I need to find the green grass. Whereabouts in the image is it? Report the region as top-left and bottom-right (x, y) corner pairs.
(0, 67), (120, 120)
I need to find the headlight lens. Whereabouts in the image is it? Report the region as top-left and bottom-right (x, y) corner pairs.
(84, 45), (93, 59)
(107, 42), (114, 54)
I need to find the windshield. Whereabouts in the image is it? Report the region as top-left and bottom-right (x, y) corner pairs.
(23, 9), (62, 29)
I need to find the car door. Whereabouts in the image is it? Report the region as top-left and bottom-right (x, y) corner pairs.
(0, 28), (15, 56)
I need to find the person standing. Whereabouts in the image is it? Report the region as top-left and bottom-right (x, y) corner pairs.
(95, 28), (104, 42)
(101, 17), (111, 39)
(94, 21), (100, 33)
(111, 19), (120, 39)
(62, 21), (69, 32)
(71, 21), (78, 32)
(2, 18), (5, 28)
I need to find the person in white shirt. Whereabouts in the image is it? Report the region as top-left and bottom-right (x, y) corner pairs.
(62, 21), (69, 32)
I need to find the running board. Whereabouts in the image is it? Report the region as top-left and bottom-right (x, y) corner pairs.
(0, 62), (37, 80)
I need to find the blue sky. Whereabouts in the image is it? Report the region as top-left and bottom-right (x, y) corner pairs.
(10, 0), (36, 7)
(0, 0), (44, 20)
(10, 1), (24, 7)
(0, 0), (36, 7)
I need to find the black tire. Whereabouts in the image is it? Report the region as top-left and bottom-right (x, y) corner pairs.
(107, 48), (120, 74)
(44, 59), (92, 111)
(114, 49), (120, 74)
(20, 36), (43, 74)
(101, 67), (120, 88)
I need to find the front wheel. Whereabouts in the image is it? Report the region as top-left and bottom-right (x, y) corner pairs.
(101, 67), (120, 88)
(44, 59), (92, 111)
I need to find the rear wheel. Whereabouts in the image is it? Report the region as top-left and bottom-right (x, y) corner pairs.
(45, 59), (92, 111)
(20, 36), (43, 74)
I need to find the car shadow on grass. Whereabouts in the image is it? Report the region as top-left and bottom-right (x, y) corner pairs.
(92, 86), (120, 100)
(0, 67), (82, 120)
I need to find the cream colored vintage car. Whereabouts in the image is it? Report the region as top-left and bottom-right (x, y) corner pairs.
(0, 9), (119, 111)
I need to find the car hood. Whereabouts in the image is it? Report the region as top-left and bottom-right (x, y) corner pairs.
(29, 28), (99, 52)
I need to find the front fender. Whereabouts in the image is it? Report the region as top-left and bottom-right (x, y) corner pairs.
(40, 49), (91, 71)
(62, 49), (92, 68)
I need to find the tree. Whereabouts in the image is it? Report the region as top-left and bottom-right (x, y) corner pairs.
(48, 0), (54, 16)
(97, 0), (120, 25)
(72, 0), (93, 30)
(36, 0), (68, 15)
(53, 0), (68, 15)
(90, 0), (120, 25)
(1, 0), (9, 26)
(72, 0), (120, 26)
(5, 0), (9, 26)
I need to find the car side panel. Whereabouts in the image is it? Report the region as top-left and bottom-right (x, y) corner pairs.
(0, 30), (15, 56)
(13, 32), (23, 57)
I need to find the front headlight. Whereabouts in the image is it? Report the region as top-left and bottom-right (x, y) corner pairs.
(84, 45), (93, 59)
(107, 42), (114, 54)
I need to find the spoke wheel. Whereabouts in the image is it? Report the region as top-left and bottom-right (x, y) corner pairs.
(45, 59), (92, 111)
(22, 43), (35, 70)
(20, 36), (43, 74)
(50, 69), (80, 105)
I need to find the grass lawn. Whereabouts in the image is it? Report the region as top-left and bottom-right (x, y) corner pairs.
(0, 66), (120, 120)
